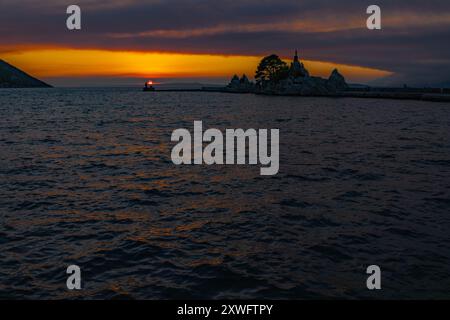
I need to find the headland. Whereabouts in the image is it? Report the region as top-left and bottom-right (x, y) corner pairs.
(0, 60), (52, 88)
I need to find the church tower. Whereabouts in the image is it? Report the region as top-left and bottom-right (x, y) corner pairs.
(290, 49), (309, 78)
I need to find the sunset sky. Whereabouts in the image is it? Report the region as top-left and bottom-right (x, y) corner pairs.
(2, 0), (450, 87)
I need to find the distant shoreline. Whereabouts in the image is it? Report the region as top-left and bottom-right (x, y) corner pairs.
(147, 87), (450, 102)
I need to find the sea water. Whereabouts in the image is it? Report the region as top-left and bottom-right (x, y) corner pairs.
(1, 87), (450, 299)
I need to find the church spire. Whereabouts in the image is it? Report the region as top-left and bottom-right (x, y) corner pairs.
(294, 49), (299, 62)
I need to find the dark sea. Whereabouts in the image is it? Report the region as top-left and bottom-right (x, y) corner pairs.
(1, 87), (450, 299)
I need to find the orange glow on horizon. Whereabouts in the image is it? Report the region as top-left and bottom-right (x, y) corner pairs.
(1, 48), (392, 83)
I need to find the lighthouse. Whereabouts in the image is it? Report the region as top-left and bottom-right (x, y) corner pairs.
(143, 80), (155, 91)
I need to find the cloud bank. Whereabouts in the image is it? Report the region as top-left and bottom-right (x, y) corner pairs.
(2, 0), (450, 85)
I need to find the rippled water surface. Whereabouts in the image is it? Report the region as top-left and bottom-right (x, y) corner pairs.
(1, 88), (450, 299)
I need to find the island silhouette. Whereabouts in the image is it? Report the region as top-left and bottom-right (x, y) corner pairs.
(225, 50), (348, 95)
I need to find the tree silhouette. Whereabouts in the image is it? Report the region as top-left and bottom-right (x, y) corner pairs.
(255, 55), (289, 86)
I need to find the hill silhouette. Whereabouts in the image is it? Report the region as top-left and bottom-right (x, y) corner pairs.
(0, 60), (51, 88)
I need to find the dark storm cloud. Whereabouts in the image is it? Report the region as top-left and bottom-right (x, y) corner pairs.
(2, 0), (450, 85)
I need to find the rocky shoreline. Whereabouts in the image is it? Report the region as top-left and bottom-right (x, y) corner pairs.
(340, 91), (450, 102)
(150, 86), (450, 102)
